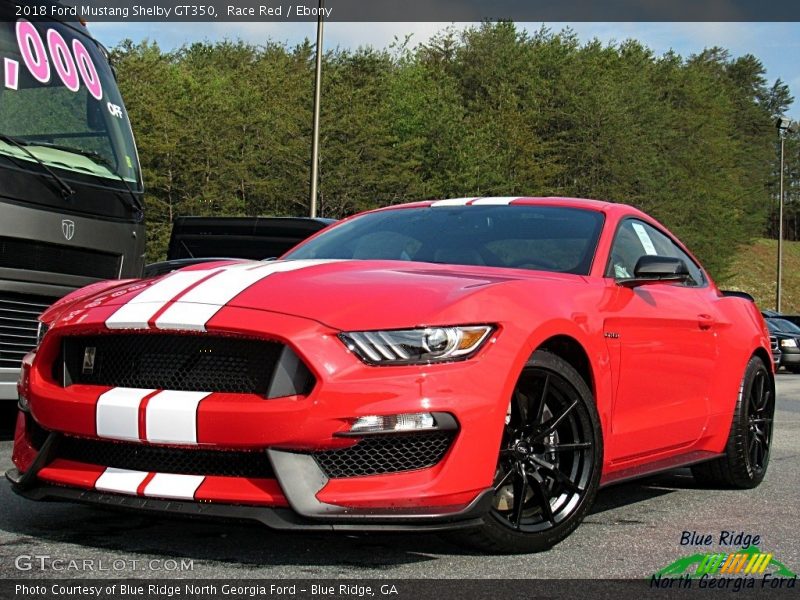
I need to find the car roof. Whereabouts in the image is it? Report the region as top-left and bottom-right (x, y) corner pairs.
(376, 197), (644, 218)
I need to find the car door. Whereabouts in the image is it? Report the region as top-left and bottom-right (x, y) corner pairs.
(603, 218), (717, 463)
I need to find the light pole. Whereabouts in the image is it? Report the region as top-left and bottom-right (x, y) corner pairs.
(309, 0), (324, 218)
(776, 117), (796, 312)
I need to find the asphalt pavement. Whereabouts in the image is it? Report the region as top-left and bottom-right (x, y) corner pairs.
(0, 375), (798, 580)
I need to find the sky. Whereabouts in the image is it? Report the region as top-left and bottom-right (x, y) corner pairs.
(89, 21), (800, 120)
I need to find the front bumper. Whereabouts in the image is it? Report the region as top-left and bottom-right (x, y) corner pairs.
(9, 406), (492, 525)
(6, 467), (492, 532)
(778, 349), (800, 366)
(11, 305), (525, 527)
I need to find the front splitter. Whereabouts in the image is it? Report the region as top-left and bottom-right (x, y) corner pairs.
(6, 468), (493, 533)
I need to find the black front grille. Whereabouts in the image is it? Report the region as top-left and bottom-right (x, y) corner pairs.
(313, 433), (455, 478)
(56, 436), (275, 478)
(771, 336), (779, 351)
(0, 236), (121, 279)
(62, 334), (285, 394)
(0, 292), (54, 368)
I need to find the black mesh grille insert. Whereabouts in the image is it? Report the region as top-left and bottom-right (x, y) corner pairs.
(62, 334), (285, 394)
(56, 436), (275, 478)
(313, 433), (454, 478)
(0, 236), (121, 279)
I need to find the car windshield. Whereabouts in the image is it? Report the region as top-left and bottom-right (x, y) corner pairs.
(768, 318), (800, 334)
(284, 205), (605, 275)
(0, 15), (141, 188)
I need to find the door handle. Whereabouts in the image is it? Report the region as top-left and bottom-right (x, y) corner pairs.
(698, 314), (715, 330)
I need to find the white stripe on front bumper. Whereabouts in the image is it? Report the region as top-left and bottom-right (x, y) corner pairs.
(95, 467), (149, 495)
(95, 387), (155, 441)
(144, 390), (211, 445)
(142, 473), (205, 500)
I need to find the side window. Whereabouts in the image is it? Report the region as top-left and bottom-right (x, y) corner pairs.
(606, 219), (705, 287)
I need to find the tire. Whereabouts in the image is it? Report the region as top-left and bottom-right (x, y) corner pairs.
(691, 356), (774, 489)
(452, 350), (602, 554)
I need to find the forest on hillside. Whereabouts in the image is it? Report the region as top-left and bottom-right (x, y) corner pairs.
(110, 21), (798, 279)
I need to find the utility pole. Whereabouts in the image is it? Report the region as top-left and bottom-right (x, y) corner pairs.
(776, 117), (796, 312)
(777, 132), (785, 312)
(309, 0), (324, 218)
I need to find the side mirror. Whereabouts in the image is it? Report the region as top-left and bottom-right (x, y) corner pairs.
(618, 255), (690, 287)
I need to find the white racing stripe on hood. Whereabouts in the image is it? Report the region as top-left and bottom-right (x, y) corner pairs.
(154, 259), (339, 331)
(105, 268), (224, 330)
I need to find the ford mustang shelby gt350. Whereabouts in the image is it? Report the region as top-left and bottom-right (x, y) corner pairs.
(8, 197), (774, 553)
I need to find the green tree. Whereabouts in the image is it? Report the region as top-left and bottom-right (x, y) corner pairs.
(111, 23), (790, 277)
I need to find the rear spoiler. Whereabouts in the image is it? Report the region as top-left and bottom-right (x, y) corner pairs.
(143, 257), (256, 278)
(721, 290), (755, 302)
(166, 216), (335, 261)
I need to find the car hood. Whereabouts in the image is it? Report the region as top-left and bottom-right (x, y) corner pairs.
(771, 331), (799, 340)
(51, 259), (585, 331)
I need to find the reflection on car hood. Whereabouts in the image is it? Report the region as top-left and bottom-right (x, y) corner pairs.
(54, 259), (584, 331)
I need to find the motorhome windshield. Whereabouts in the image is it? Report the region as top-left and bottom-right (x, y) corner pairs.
(0, 15), (141, 189)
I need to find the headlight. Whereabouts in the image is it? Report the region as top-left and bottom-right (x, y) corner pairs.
(340, 325), (494, 365)
(36, 321), (49, 347)
(780, 338), (798, 348)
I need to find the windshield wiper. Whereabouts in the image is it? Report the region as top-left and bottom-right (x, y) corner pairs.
(0, 134), (75, 199)
(27, 141), (144, 216)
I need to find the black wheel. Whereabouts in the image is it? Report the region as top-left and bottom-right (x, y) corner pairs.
(692, 356), (774, 489)
(454, 350), (602, 553)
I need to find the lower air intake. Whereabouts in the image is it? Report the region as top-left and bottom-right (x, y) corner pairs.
(312, 432), (455, 478)
(55, 436), (275, 479)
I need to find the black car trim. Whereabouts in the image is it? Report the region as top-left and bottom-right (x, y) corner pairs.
(12, 432), (61, 490)
(6, 468), (492, 532)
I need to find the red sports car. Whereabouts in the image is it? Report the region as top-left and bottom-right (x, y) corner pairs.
(8, 197), (774, 553)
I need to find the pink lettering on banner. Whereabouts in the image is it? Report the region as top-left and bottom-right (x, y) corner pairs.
(7, 19), (105, 100)
(47, 29), (79, 91)
(73, 38), (102, 100)
(4, 58), (19, 90)
(15, 19), (49, 83)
